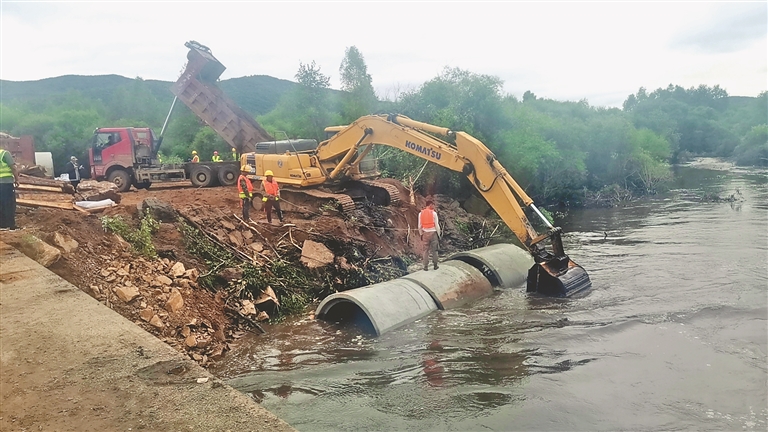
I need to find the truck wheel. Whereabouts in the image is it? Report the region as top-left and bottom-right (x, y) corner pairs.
(190, 165), (214, 187)
(217, 165), (238, 186)
(108, 169), (132, 192)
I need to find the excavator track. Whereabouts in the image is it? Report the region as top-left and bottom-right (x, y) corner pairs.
(299, 188), (357, 214)
(269, 180), (400, 217)
(358, 180), (401, 207)
(274, 188), (357, 215)
(335, 180), (401, 207)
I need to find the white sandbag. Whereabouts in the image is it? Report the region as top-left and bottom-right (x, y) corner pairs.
(74, 199), (115, 209)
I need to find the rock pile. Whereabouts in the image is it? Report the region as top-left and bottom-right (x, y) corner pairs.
(87, 256), (239, 366)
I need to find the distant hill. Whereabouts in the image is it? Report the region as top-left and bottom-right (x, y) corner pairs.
(0, 74), (343, 115)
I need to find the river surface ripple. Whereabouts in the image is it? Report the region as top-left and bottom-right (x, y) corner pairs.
(213, 158), (767, 431)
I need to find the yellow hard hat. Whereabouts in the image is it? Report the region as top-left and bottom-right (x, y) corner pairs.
(241, 164), (252, 172)
(264, 170), (274, 176)
(192, 150), (198, 155)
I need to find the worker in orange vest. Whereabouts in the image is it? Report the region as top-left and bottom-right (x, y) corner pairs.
(418, 199), (441, 271)
(191, 150), (200, 163)
(238, 165), (254, 221)
(261, 170), (283, 224)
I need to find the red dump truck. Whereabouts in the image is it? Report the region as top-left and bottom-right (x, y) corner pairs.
(88, 41), (273, 191)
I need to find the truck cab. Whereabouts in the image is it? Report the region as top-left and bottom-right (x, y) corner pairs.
(90, 127), (159, 168)
(89, 127), (166, 190)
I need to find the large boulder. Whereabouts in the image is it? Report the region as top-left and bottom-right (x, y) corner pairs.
(139, 198), (177, 222)
(165, 288), (184, 313)
(115, 286), (140, 303)
(219, 267), (243, 282)
(169, 262), (186, 278)
(18, 235), (61, 267)
(300, 240), (335, 269)
(51, 232), (79, 254)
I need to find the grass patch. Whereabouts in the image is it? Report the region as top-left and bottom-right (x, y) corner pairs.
(101, 209), (160, 258)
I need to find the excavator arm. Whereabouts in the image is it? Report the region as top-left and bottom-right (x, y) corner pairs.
(315, 114), (591, 297)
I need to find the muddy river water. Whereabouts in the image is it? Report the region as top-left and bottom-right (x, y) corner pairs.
(212, 159), (767, 431)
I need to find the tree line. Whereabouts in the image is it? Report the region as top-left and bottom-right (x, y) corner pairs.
(0, 46), (765, 207)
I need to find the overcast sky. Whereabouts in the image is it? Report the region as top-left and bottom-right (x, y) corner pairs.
(1, 1), (766, 108)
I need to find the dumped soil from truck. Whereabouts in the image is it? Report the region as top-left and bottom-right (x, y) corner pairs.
(4, 181), (509, 368)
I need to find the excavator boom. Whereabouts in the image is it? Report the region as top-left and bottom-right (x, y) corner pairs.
(314, 114), (591, 297)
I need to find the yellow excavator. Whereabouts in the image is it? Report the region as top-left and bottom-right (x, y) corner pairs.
(241, 114), (592, 297)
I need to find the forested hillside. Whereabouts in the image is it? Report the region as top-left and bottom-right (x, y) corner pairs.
(0, 47), (765, 207)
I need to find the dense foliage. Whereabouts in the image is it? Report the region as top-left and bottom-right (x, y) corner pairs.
(1, 47), (764, 206)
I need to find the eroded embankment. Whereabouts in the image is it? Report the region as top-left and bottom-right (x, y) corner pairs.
(5, 184), (504, 369)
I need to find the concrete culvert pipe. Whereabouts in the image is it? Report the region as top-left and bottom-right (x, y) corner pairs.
(447, 243), (533, 288)
(402, 260), (493, 310)
(315, 279), (437, 336)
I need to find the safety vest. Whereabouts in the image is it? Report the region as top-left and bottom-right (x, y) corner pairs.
(419, 209), (436, 229)
(238, 174), (253, 198)
(262, 179), (279, 196)
(191, 155), (199, 163)
(212, 155), (222, 162)
(0, 150), (13, 179)
(232, 150), (237, 161)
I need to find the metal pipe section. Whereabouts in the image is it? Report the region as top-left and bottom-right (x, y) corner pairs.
(389, 115), (452, 137)
(154, 96), (178, 156)
(529, 203), (554, 229)
(315, 244), (534, 336)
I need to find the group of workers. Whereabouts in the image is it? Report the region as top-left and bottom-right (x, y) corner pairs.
(190, 148), (237, 163)
(237, 165), (283, 225)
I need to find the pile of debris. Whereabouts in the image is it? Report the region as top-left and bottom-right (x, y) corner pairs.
(16, 176), (120, 213)
(16, 174), (76, 209)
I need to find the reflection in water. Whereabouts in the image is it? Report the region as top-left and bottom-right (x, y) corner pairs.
(214, 160), (767, 432)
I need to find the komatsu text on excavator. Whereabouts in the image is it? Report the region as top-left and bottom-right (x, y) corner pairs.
(177, 41), (591, 297)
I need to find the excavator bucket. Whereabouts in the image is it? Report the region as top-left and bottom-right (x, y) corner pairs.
(527, 256), (591, 297)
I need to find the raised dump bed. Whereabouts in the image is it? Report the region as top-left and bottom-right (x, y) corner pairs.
(315, 243), (534, 336)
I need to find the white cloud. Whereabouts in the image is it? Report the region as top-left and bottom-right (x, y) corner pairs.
(1, 1), (765, 108)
